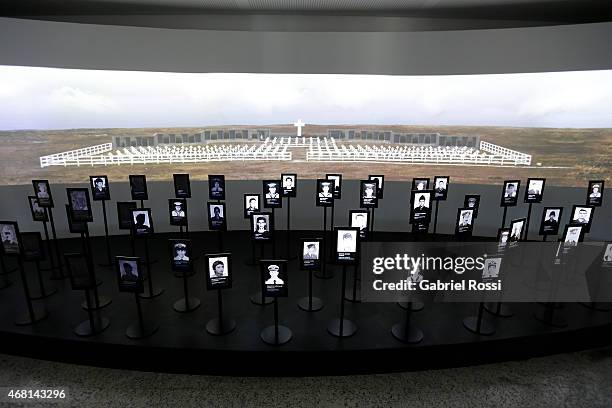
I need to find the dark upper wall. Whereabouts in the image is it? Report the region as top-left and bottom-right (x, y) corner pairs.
(0, 18), (611, 75)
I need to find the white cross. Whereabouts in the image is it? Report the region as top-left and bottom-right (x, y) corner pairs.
(294, 119), (305, 137)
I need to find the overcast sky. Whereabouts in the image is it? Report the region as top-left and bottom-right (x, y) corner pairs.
(0, 66), (611, 130)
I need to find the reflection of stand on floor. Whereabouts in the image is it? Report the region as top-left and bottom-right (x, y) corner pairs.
(0, 255), (13, 289)
(74, 289), (110, 337)
(139, 236), (164, 299)
(250, 243), (273, 306)
(327, 265), (357, 338)
(298, 267), (324, 312)
(344, 264), (361, 303)
(30, 258), (57, 300)
(97, 199), (114, 268)
(126, 292), (159, 339)
(81, 227), (112, 311)
(315, 207), (333, 279)
(14, 257), (48, 326)
(47, 208), (65, 279)
(534, 251), (568, 328)
(207, 289), (236, 335)
(173, 267), (200, 313)
(261, 297), (292, 346)
(391, 301), (424, 344)
(463, 301), (496, 335)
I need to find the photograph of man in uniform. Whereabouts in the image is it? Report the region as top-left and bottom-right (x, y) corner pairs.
(587, 181), (604, 206)
(482, 259), (501, 279)
(265, 264), (284, 285)
(1, 223), (19, 254)
(263, 180), (281, 207)
(318, 181), (333, 198)
(303, 242), (319, 260)
(171, 201), (185, 218)
(265, 181), (279, 199)
(244, 195), (259, 218)
(91, 176), (109, 200)
(210, 177), (224, 196)
(412, 192), (431, 223)
(456, 209), (473, 233)
(173, 242), (190, 262)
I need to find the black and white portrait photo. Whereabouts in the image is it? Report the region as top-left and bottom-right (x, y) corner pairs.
(433, 176), (449, 201)
(66, 253), (94, 290)
(336, 228), (358, 263)
(261, 260), (288, 297)
(602, 243), (612, 266)
(482, 258), (502, 280)
(90, 175), (110, 201)
(350, 210), (369, 240)
(206, 254), (232, 290)
(0, 222), (20, 255)
(316, 179), (334, 207)
(208, 175), (226, 200)
(360, 180), (378, 208)
(369, 175), (385, 199)
(168, 199), (188, 227)
(501, 180), (520, 206)
(208, 202), (226, 231)
(281, 173), (297, 197)
(301, 238), (322, 270)
(173, 173), (191, 199)
(509, 218), (526, 242)
(463, 195), (481, 218)
(251, 213), (272, 241)
(170, 240), (192, 272)
(263, 180), (282, 208)
(497, 228), (510, 247)
(129, 175), (148, 201)
(455, 209), (474, 234)
(28, 196), (48, 222)
(132, 209), (154, 237)
(412, 178), (429, 191)
(563, 225), (583, 247)
(244, 194), (259, 219)
(587, 180), (604, 207)
(571, 205), (593, 231)
(117, 201), (137, 230)
(116, 257), (143, 293)
(411, 191), (432, 224)
(525, 178), (545, 203)
(539, 207), (563, 235)
(32, 180), (53, 207)
(326, 174), (342, 199)
(67, 188), (92, 222)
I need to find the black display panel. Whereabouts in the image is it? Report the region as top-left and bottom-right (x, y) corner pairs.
(412, 178), (430, 191)
(525, 178), (546, 203)
(570, 205), (594, 233)
(433, 176), (450, 201)
(260, 259), (288, 297)
(28, 196), (48, 222)
(316, 179), (334, 207)
(90, 175), (111, 201)
(539, 207), (563, 236)
(360, 180), (378, 209)
(65, 253), (95, 290)
(208, 175), (226, 201)
(0, 221), (21, 256)
(168, 198), (188, 227)
(411, 190), (432, 224)
(262, 180), (282, 208)
(131, 208), (154, 237)
(335, 227), (359, 264)
(463, 194), (481, 218)
(500, 180), (521, 207)
(300, 238), (322, 271)
(251, 212), (273, 242)
(586, 180), (604, 207)
(349, 210), (369, 240)
(368, 175), (385, 199)
(67, 188), (93, 222)
(455, 208), (474, 235)
(326, 174), (342, 199)
(173, 173), (191, 199)
(32, 180), (53, 208)
(281, 173), (297, 198)
(244, 194), (260, 219)
(169, 239), (192, 273)
(205, 253), (232, 291)
(129, 175), (148, 201)
(117, 201), (137, 230)
(115, 256), (143, 293)
(207, 202), (227, 231)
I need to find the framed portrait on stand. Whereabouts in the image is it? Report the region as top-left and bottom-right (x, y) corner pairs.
(433, 176), (449, 201)
(281, 174), (297, 198)
(32, 180), (53, 207)
(205, 253), (232, 290)
(586, 180), (604, 207)
(208, 202), (227, 231)
(208, 175), (226, 201)
(129, 175), (148, 201)
(173, 174), (191, 199)
(28, 196), (48, 222)
(168, 199), (188, 227)
(360, 180), (378, 208)
(326, 174), (342, 199)
(500, 180), (521, 207)
(368, 175), (385, 199)
(316, 179), (335, 207)
(67, 188), (93, 222)
(90, 175), (110, 201)
(262, 180), (282, 208)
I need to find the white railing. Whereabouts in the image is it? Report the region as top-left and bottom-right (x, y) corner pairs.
(479, 141), (531, 165)
(40, 143), (113, 167)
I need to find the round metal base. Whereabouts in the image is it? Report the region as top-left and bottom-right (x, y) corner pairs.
(139, 287), (165, 299)
(260, 325), (292, 346)
(327, 318), (357, 338)
(534, 309), (568, 328)
(314, 269), (334, 280)
(391, 323), (424, 344)
(126, 321), (159, 339)
(206, 317), (237, 336)
(14, 305), (48, 326)
(578, 302), (612, 312)
(30, 287), (58, 300)
(81, 295), (112, 311)
(462, 316), (496, 335)
(250, 291), (274, 306)
(74, 316), (110, 337)
(173, 297), (201, 313)
(397, 301), (425, 312)
(297, 296), (324, 312)
(484, 302), (514, 318)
